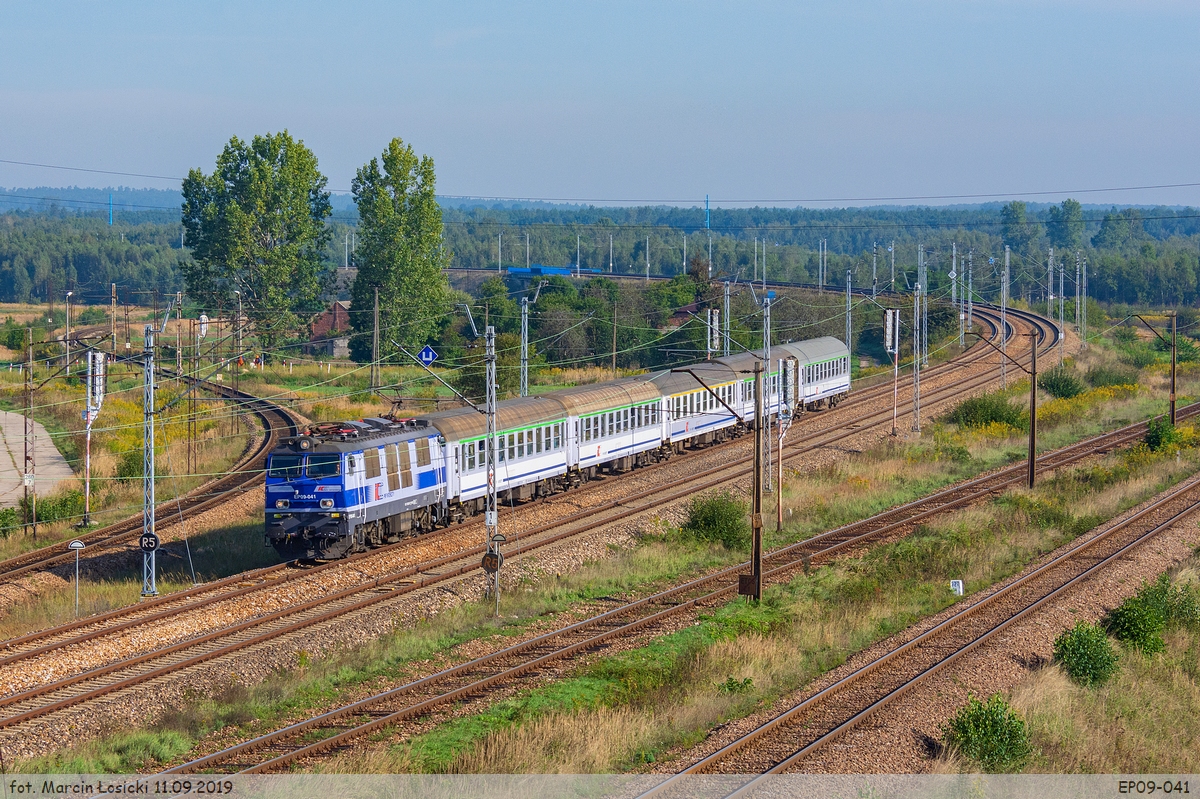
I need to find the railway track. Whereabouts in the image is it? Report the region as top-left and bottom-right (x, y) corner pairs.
(0, 304), (1021, 658)
(0, 306), (1058, 744)
(644, 471), (1200, 790)
(160, 391), (1179, 774)
(0, 376), (299, 583)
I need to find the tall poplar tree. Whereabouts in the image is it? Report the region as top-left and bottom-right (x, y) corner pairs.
(181, 131), (331, 348)
(349, 138), (450, 363)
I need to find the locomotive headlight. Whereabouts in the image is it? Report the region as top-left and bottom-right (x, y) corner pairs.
(275, 499), (290, 509)
(320, 499), (334, 509)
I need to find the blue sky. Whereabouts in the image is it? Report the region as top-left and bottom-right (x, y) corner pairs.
(3, 1), (1198, 207)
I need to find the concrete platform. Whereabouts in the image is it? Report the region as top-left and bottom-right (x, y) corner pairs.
(0, 411), (75, 507)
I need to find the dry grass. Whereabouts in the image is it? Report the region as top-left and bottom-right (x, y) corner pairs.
(1006, 560), (1200, 774)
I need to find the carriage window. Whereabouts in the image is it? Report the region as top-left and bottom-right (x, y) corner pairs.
(518, 430), (525, 458)
(268, 454), (303, 479)
(416, 438), (430, 467)
(622, 408), (629, 431)
(385, 445), (400, 491)
(508, 434), (516, 462)
(536, 426), (543, 453)
(554, 423), (562, 449)
(467, 443), (476, 471)
(364, 448), (380, 479)
(399, 443), (413, 488)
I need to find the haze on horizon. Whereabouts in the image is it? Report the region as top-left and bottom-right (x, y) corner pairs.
(3, 1), (1198, 209)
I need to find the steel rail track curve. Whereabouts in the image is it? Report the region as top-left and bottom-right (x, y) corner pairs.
(0, 305), (1019, 671)
(0, 307), (1057, 742)
(0, 376), (299, 583)
(160, 391), (1177, 775)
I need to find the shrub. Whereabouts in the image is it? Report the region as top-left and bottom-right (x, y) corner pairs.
(1053, 621), (1118, 686)
(681, 491), (749, 549)
(1103, 574), (1199, 654)
(1085, 365), (1137, 389)
(1144, 416), (1179, 452)
(941, 693), (1031, 773)
(1120, 345), (1159, 369)
(947, 392), (1026, 431)
(1038, 365), (1085, 399)
(116, 450), (142, 482)
(20, 489), (84, 526)
(0, 506), (18, 537)
(1110, 325), (1137, 344)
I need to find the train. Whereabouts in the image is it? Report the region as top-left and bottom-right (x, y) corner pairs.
(264, 336), (851, 560)
(506, 264), (604, 277)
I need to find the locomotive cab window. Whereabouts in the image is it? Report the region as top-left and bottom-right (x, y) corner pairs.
(268, 454), (303, 479)
(306, 453), (341, 478)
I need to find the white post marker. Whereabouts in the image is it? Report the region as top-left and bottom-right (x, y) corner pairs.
(68, 539), (85, 616)
(950, 579), (964, 596)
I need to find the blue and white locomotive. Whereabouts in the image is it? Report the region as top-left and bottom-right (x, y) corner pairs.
(264, 336), (850, 559)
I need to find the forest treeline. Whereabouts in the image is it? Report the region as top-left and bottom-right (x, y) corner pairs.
(1, 199), (1199, 309)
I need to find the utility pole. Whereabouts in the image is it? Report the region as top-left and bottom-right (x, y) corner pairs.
(371, 287), (380, 391)
(1080, 251), (1089, 333)
(609, 233), (612, 273)
(1028, 333), (1038, 488)
(1047, 248), (1055, 318)
(912, 283), (921, 432)
(872, 242), (878, 297)
(918, 245), (928, 367)
(611, 305), (618, 378)
(952, 243), (960, 346)
(723, 281), (731, 357)
(845, 269), (852, 351)
(645, 236), (650, 282)
(1059, 251), (1065, 364)
(484, 325), (501, 614)
(110, 284), (117, 357)
(890, 241), (895, 291)
(1002, 247), (1010, 389)
(142, 323), (157, 597)
(234, 291), (243, 396)
(527, 232), (531, 270)
(968, 249), (974, 333)
(23, 328), (35, 540)
(747, 362), (764, 602)
(497, 232), (502, 272)
(82, 349), (105, 526)
(519, 281), (547, 397)
(754, 237), (759, 284)
(65, 290), (72, 374)
(708, 235), (713, 281)
(1172, 311), (1178, 425)
(762, 293), (772, 492)
(886, 309), (900, 435)
(1081, 256), (1088, 349)
(576, 234), (580, 278)
(682, 233), (686, 275)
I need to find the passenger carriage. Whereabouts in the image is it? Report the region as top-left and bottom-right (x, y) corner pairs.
(262, 335), (851, 560)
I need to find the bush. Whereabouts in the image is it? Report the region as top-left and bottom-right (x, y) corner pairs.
(116, 450), (142, 482)
(1120, 345), (1159, 369)
(0, 506), (18, 538)
(75, 306), (109, 325)
(681, 491), (749, 549)
(20, 489), (84, 526)
(1085, 365), (1137, 389)
(1110, 325), (1137, 344)
(941, 693), (1031, 773)
(947, 392), (1026, 431)
(1103, 574), (1198, 654)
(1144, 416), (1179, 452)
(1053, 621), (1118, 686)
(1038, 365), (1085, 399)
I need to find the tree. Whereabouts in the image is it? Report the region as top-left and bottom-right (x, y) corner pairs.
(1046, 198), (1084, 251)
(349, 138), (450, 362)
(181, 131), (331, 349)
(1000, 201), (1040, 255)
